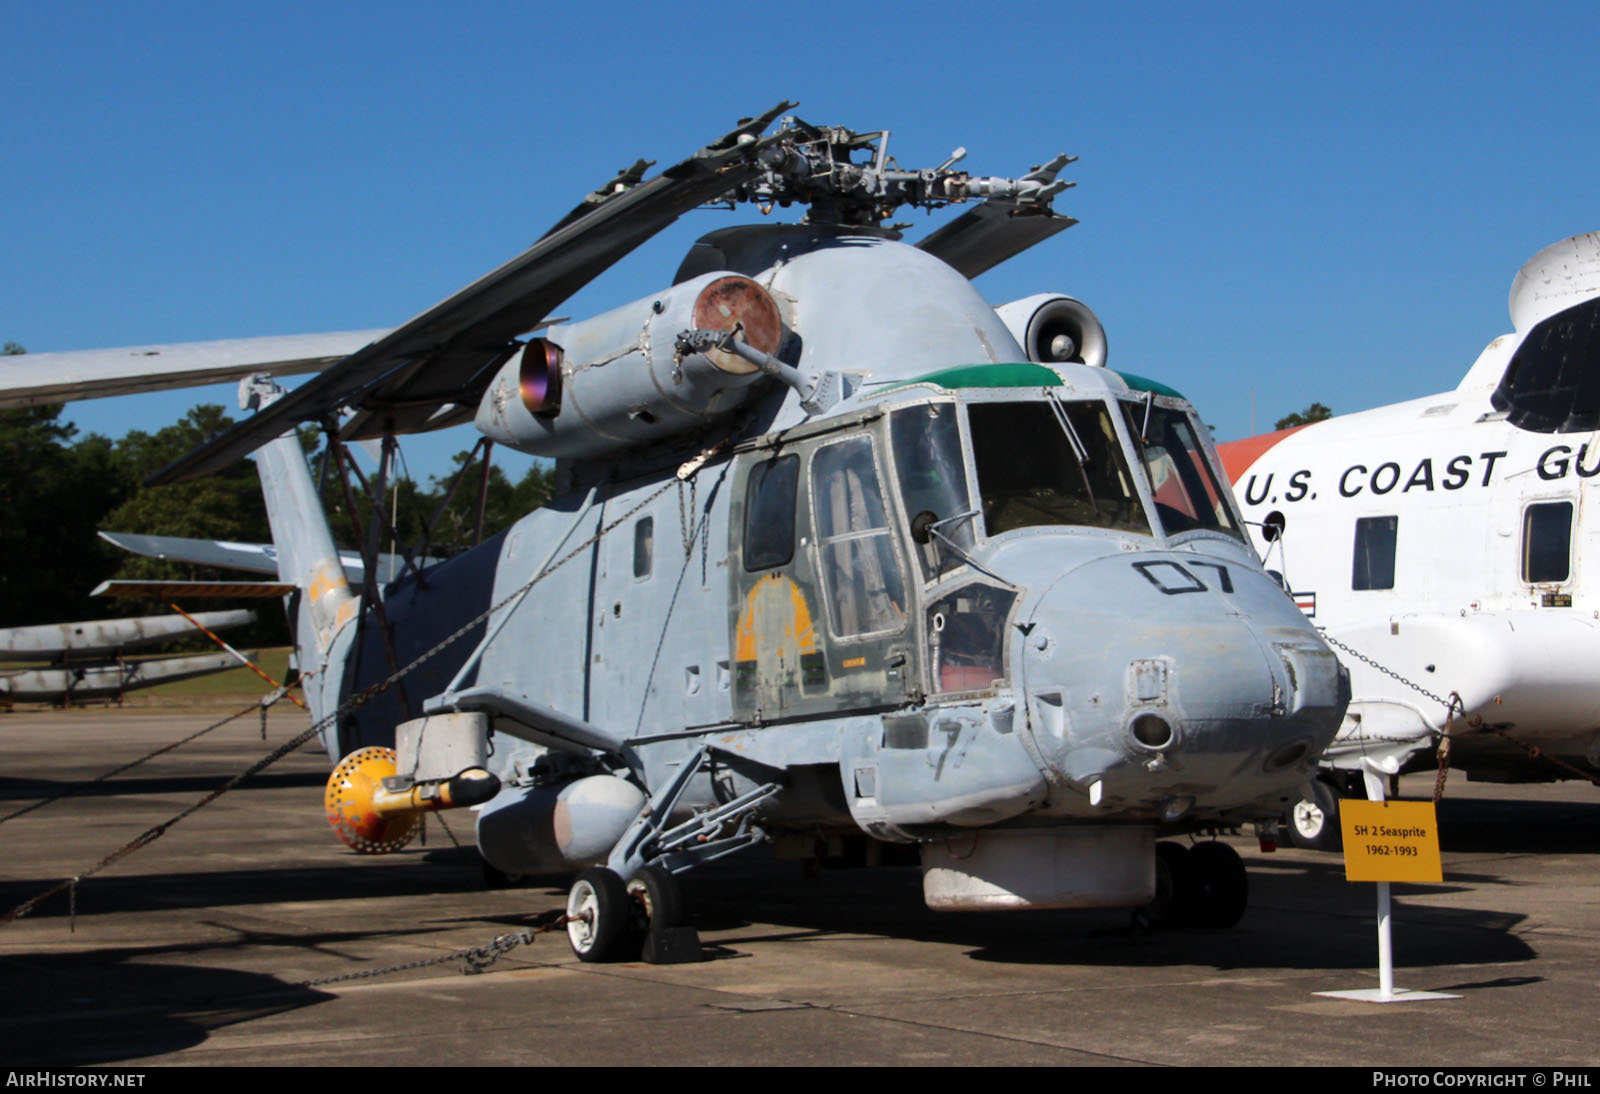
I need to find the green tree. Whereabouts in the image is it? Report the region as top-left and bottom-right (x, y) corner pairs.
(0, 344), (138, 624)
(1275, 402), (1333, 430)
(419, 452), (556, 555)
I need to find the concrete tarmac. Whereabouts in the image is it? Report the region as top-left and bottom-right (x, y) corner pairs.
(1, 705), (1597, 1067)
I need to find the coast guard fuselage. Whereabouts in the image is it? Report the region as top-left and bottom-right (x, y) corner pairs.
(1220, 231), (1600, 848)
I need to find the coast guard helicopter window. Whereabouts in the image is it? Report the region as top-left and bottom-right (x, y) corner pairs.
(968, 401), (1149, 536)
(1352, 516), (1397, 591)
(890, 403), (974, 580)
(1491, 296), (1600, 433)
(811, 436), (907, 638)
(1122, 403), (1240, 537)
(743, 455), (799, 571)
(1522, 502), (1573, 583)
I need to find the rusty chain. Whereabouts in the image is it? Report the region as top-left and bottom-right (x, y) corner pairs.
(294, 911), (569, 987)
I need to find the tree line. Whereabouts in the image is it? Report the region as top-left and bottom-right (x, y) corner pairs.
(1, 343), (552, 639)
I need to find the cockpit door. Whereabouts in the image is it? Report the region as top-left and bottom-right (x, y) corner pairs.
(729, 429), (918, 722)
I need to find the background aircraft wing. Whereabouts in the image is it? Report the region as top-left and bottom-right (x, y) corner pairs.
(150, 102), (796, 484)
(0, 331), (387, 410)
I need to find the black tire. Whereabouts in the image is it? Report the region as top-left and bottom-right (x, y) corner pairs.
(1143, 841), (1197, 929)
(481, 856), (525, 889)
(1189, 841), (1249, 929)
(566, 866), (631, 962)
(1287, 776), (1343, 851)
(627, 864), (685, 931)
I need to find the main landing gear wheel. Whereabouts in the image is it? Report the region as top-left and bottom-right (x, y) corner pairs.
(1287, 776), (1344, 852)
(566, 866), (632, 962)
(1188, 841), (1249, 929)
(1144, 840), (1198, 929)
(626, 864), (684, 931)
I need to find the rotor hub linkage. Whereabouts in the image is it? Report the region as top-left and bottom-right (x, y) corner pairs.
(720, 117), (1073, 227)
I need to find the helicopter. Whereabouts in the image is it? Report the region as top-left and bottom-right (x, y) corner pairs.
(9, 106), (1348, 962)
(1219, 231), (1600, 849)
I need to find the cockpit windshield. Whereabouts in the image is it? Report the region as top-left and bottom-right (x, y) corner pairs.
(1121, 401), (1241, 537)
(968, 400), (1151, 536)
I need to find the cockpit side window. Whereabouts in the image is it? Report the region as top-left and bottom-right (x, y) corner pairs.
(890, 402), (974, 580)
(968, 401), (1150, 536)
(811, 436), (908, 639)
(1123, 402), (1241, 538)
(1492, 297), (1600, 433)
(743, 454), (799, 571)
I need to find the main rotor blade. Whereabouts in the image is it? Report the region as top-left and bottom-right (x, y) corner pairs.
(916, 202), (1077, 280)
(150, 103), (796, 484)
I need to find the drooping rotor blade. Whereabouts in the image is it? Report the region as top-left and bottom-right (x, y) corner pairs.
(150, 102), (797, 484)
(916, 203), (1078, 279)
(0, 331), (388, 410)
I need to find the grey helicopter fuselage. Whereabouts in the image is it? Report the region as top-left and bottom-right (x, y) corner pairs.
(300, 228), (1346, 909)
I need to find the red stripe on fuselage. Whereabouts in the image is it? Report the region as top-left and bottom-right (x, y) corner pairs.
(1216, 425), (1310, 484)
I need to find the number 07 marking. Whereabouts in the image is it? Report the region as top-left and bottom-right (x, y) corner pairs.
(1132, 560), (1233, 595)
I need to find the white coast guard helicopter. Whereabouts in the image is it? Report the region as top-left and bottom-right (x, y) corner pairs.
(8, 108), (1347, 960)
(1219, 231), (1600, 849)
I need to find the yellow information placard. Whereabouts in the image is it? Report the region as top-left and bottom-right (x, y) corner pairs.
(1340, 800), (1443, 882)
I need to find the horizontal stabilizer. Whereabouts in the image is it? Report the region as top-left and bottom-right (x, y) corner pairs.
(99, 531), (428, 587)
(0, 610), (255, 661)
(0, 330), (388, 410)
(93, 579), (297, 599)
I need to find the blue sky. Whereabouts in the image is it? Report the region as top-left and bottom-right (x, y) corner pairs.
(5, 1), (1597, 482)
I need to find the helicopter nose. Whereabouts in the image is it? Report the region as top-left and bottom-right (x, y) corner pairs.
(1019, 552), (1346, 816)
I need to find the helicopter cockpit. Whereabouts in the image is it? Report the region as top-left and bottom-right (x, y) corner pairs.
(728, 374), (1252, 721)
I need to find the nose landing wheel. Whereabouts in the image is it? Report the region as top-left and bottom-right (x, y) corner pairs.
(1140, 839), (1248, 930)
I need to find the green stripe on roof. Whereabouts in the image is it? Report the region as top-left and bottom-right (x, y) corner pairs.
(1113, 371), (1185, 399)
(883, 362), (1062, 392)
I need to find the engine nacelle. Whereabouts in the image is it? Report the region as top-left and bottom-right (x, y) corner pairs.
(475, 271), (784, 460)
(995, 293), (1107, 369)
(474, 774), (646, 877)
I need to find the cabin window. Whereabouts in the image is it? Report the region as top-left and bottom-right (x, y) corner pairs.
(633, 517), (653, 579)
(1352, 516), (1397, 591)
(968, 400), (1150, 537)
(890, 402), (973, 580)
(811, 436), (907, 638)
(1122, 403), (1241, 538)
(1522, 502), (1573, 583)
(743, 455), (799, 571)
